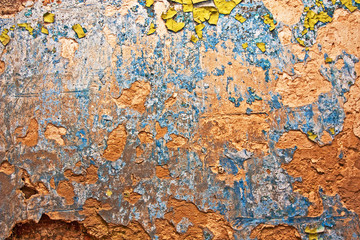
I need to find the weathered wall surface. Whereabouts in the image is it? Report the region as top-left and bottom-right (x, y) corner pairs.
(0, 0), (360, 239)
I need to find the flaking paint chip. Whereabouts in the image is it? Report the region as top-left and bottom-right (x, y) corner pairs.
(182, 0), (193, 12)
(208, 10), (219, 25)
(296, 37), (305, 47)
(18, 23), (34, 35)
(191, 35), (199, 43)
(0, 29), (10, 46)
(263, 14), (276, 31)
(72, 24), (86, 38)
(43, 12), (55, 23)
(329, 127), (335, 135)
(106, 190), (113, 197)
(242, 42), (248, 49)
(325, 57), (333, 63)
(340, 0), (358, 12)
(307, 131), (318, 141)
(305, 225), (325, 234)
(214, 0), (242, 15)
(146, 0), (154, 7)
(304, 10), (332, 30)
(195, 23), (205, 39)
(147, 23), (156, 35)
(41, 26), (49, 35)
(256, 42), (266, 52)
(235, 13), (246, 23)
(193, 7), (219, 25)
(161, 7), (177, 19)
(165, 19), (185, 32)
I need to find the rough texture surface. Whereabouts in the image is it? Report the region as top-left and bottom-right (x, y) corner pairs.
(1, 0), (360, 239)
(261, 0), (304, 25)
(250, 224), (302, 240)
(0, 0), (28, 17)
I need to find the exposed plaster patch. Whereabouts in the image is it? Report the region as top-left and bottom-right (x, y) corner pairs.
(103, 124), (128, 161)
(15, 118), (39, 147)
(44, 123), (67, 146)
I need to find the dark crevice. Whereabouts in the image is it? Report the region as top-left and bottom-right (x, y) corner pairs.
(20, 185), (38, 199)
(6, 214), (95, 240)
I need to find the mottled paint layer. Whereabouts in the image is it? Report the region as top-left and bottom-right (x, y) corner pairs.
(0, 0), (360, 239)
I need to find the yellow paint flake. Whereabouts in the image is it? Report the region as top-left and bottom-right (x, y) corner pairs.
(0, 29), (10, 46)
(315, 0), (325, 8)
(256, 42), (266, 52)
(305, 225), (324, 240)
(172, 0), (182, 3)
(182, 0), (193, 12)
(195, 23), (205, 39)
(317, 11), (332, 23)
(296, 37), (305, 47)
(9, 25), (15, 31)
(193, 7), (209, 23)
(308, 234), (318, 240)
(235, 14), (246, 23)
(147, 23), (156, 35)
(263, 14), (276, 31)
(72, 24), (86, 38)
(307, 131), (318, 141)
(106, 190), (113, 197)
(165, 18), (185, 32)
(191, 35), (199, 43)
(193, 7), (219, 25)
(329, 127), (335, 135)
(340, 0), (358, 11)
(305, 225), (325, 234)
(146, 0), (154, 7)
(18, 23), (34, 35)
(214, 0), (242, 15)
(162, 7), (177, 19)
(208, 9), (219, 25)
(304, 11), (317, 30)
(41, 26), (49, 35)
(325, 57), (333, 63)
(193, 0), (207, 3)
(43, 12), (55, 23)
(304, 10), (332, 30)
(302, 29), (308, 35)
(242, 42), (248, 49)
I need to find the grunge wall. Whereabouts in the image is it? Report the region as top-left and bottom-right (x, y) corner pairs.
(0, 0), (360, 239)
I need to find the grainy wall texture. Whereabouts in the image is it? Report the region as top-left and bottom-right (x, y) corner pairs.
(0, 0), (360, 239)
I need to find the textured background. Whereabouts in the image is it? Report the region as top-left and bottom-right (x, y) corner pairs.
(0, 0), (360, 239)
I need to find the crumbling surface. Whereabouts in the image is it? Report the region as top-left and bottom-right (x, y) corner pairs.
(0, 0), (28, 17)
(281, 80), (360, 217)
(6, 214), (93, 240)
(102, 124), (128, 161)
(115, 81), (151, 113)
(261, 0), (304, 25)
(156, 198), (234, 240)
(15, 119), (39, 147)
(1, 0), (360, 239)
(250, 224), (302, 240)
